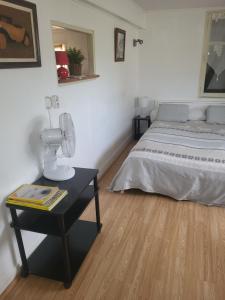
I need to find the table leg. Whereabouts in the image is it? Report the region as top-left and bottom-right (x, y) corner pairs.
(10, 208), (29, 277)
(94, 176), (101, 232)
(137, 119), (140, 139)
(134, 119), (137, 139)
(57, 216), (72, 288)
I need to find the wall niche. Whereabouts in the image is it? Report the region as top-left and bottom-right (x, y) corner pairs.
(51, 21), (99, 84)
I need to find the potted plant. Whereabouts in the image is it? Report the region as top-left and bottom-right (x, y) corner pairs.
(66, 47), (85, 76)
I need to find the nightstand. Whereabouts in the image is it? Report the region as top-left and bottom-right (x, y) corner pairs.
(6, 168), (102, 289)
(133, 115), (151, 140)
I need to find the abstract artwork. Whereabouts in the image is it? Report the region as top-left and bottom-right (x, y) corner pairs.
(114, 28), (126, 62)
(0, 0), (41, 68)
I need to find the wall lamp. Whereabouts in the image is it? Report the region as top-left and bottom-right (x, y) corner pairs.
(133, 39), (144, 47)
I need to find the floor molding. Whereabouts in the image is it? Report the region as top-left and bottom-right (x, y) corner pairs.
(98, 133), (133, 179)
(0, 274), (20, 298)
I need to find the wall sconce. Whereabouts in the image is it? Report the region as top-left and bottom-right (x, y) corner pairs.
(133, 39), (144, 47)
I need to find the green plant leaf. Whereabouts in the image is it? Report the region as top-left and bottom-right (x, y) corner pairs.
(66, 47), (85, 64)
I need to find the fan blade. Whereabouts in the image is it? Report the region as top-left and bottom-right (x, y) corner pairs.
(59, 113), (76, 157)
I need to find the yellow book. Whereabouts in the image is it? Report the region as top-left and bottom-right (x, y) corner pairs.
(8, 184), (59, 204)
(7, 190), (68, 211)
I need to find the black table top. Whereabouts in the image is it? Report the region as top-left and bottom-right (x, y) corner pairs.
(7, 167), (98, 216)
(134, 115), (151, 120)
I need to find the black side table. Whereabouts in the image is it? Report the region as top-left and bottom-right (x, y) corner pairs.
(6, 168), (102, 289)
(133, 115), (151, 140)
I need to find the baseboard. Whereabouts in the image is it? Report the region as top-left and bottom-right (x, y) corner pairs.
(0, 274), (20, 298)
(97, 133), (133, 179)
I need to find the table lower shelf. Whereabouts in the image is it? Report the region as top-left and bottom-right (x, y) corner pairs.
(26, 220), (100, 283)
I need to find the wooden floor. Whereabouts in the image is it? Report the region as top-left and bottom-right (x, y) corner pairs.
(2, 143), (225, 300)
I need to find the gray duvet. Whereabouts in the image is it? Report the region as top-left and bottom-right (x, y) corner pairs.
(109, 121), (225, 207)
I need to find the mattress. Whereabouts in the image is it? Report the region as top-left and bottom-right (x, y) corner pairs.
(109, 121), (225, 207)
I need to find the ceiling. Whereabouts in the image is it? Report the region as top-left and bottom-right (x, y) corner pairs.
(134, 0), (225, 10)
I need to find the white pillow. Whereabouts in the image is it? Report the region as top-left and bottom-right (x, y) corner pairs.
(206, 106), (225, 124)
(157, 104), (189, 122)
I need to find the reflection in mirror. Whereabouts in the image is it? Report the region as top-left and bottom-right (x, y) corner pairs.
(200, 11), (225, 97)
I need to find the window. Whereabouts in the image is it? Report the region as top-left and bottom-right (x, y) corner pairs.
(200, 10), (225, 97)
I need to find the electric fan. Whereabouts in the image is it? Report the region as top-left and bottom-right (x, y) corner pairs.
(41, 112), (76, 181)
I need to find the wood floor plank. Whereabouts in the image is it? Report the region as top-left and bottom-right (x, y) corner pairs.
(1, 142), (225, 300)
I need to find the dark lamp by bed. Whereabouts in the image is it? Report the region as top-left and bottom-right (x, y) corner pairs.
(55, 51), (69, 80)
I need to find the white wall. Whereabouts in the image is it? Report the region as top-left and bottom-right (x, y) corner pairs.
(80, 0), (146, 28)
(0, 0), (141, 294)
(138, 7), (225, 102)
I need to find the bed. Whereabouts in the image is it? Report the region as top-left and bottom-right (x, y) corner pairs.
(109, 119), (225, 207)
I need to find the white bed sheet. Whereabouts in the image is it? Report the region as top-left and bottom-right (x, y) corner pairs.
(109, 121), (225, 207)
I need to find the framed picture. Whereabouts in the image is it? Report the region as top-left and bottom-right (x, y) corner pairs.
(0, 0), (41, 68)
(200, 10), (225, 97)
(114, 28), (126, 62)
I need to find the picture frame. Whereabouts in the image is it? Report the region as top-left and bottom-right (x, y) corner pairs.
(0, 0), (41, 68)
(114, 28), (126, 62)
(200, 10), (225, 98)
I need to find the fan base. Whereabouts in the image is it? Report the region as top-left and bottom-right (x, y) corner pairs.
(43, 165), (75, 181)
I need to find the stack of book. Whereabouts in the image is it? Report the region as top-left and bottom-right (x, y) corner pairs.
(6, 184), (68, 211)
